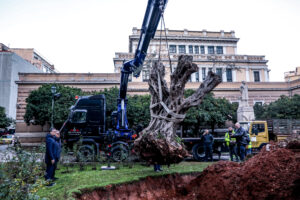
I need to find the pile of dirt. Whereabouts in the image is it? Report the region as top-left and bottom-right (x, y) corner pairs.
(76, 173), (200, 200)
(186, 146), (300, 200)
(76, 142), (300, 200)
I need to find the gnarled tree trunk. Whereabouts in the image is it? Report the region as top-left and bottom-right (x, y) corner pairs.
(134, 55), (222, 165)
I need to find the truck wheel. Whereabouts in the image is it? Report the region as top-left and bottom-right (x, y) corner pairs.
(77, 145), (95, 162)
(111, 145), (129, 162)
(192, 143), (205, 161)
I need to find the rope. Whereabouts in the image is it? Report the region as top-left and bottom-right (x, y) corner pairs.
(149, 9), (184, 123)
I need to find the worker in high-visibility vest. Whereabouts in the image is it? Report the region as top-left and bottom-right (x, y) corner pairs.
(245, 133), (252, 156)
(225, 127), (239, 162)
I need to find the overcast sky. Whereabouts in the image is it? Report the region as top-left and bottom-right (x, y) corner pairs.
(0, 0), (299, 81)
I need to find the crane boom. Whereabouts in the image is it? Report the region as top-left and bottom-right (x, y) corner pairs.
(116, 0), (168, 133)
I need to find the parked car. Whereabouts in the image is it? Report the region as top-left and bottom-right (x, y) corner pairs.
(0, 128), (8, 137)
(0, 135), (14, 144)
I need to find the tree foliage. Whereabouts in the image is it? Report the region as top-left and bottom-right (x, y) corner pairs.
(127, 94), (151, 128)
(183, 90), (238, 135)
(254, 94), (300, 119)
(0, 107), (12, 128)
(24, 84), (83, 128)
(24, 85), (151, 130)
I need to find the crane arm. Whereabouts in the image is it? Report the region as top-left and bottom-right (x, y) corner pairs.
(117, 0), (168, 132)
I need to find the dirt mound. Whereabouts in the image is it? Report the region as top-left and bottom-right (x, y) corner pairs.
(76, 143), (300, 200)
(186, 147), (300, 200)
(76, 173), (200, 200)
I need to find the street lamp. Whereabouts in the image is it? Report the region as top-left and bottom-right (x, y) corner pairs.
(51, 86), (56, 129)
(51, 85), (56, 94)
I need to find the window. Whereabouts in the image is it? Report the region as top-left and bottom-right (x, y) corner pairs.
(254, 101), (263, 106)
(254, 71), (260, 82)
(216, 68), (222, 78)
(226, 69), (233, 82)
(208, 68), (212, 72)
(178, 45), (186, 54)
(194, 46), (199, 54)
(251, 123), (265, 135)
(216, 46), (223, 54)
(200, 46), (205, 54)
(195, 72), (199, 82)
(71, 111), (87, 123)
(202, 68), (206, 81)
(142, 70), (150, 82)
(208, 46), (214, 54)
(169, 45), (177, 53)
(188, 45), (193, 54)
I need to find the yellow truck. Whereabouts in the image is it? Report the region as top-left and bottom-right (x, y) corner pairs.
(240, 119), (300, 150)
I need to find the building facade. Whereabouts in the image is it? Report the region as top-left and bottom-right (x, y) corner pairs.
(285, 67), (300, 82)
(114, 28), (270, 84)
(10, 48), (56, 73)
(0, 44), (42, 119)
(0, 43), (56, 119)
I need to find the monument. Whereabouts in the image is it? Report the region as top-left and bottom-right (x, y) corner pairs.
(237, 81), (255, 122)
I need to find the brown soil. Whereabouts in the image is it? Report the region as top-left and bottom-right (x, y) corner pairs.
(75, 173), (200, 200)
(76, 141), (300, 200)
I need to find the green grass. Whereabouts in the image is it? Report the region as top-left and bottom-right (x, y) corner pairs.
(37, 162), (212, 200)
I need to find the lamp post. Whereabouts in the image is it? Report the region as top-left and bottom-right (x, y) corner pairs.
(51, 85), (56, 129)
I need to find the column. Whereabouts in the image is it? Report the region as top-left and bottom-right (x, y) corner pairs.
(222, 68), (226, 82)
(232, 69), (236, 82)
(264, 69), (269, 82)
(246, 67), (250, 82)
(199, 66), (202, 81)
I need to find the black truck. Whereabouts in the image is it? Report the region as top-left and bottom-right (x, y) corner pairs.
(179, 128), (227, 161)
(60, 95), (137, 162)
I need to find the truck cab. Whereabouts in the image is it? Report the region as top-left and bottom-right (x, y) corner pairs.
(60, 95), (136, 162)
(61, 95), (106, 139)
(248, 121), (269, 149)
(240, 120), (290, 150)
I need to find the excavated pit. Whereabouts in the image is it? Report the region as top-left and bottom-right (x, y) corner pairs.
(76, 141), (300, 200)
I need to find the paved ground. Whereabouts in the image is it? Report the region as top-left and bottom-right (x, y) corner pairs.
(0, 144), (9, 151)
(0, 144), (15, 161)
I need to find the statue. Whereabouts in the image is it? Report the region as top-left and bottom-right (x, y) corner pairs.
(239, 81), (249, 107)
(237, 81), (255, 122)
(240, 81), (248, 101)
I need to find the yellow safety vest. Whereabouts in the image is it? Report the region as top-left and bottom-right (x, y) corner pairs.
(225, 131), (236, 146)
(247, 133), (252, 149)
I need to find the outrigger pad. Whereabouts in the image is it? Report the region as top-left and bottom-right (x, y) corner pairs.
(101, 166), (116, 170)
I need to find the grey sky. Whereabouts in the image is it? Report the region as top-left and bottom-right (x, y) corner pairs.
(0, 0), (299, 81)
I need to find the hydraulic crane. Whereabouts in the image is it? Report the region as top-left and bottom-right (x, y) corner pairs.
(116, 0), (168, 135)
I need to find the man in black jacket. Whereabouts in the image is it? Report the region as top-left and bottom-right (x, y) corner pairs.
(202, 129), (214, 162)
(232, 123), (248, 161)
(53, 130), (61, 180)
(45, 128), (57, 186)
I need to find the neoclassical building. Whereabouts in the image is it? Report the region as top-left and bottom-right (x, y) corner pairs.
(114, 28), (269, 84)
(13, 29), (300, 145)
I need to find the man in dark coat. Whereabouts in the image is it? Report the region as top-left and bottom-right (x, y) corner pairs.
(202, 129), (214, 162)
(53, 130), (62, 180)
(45, 128), (57, 186)
(232, 122), (248, 161)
